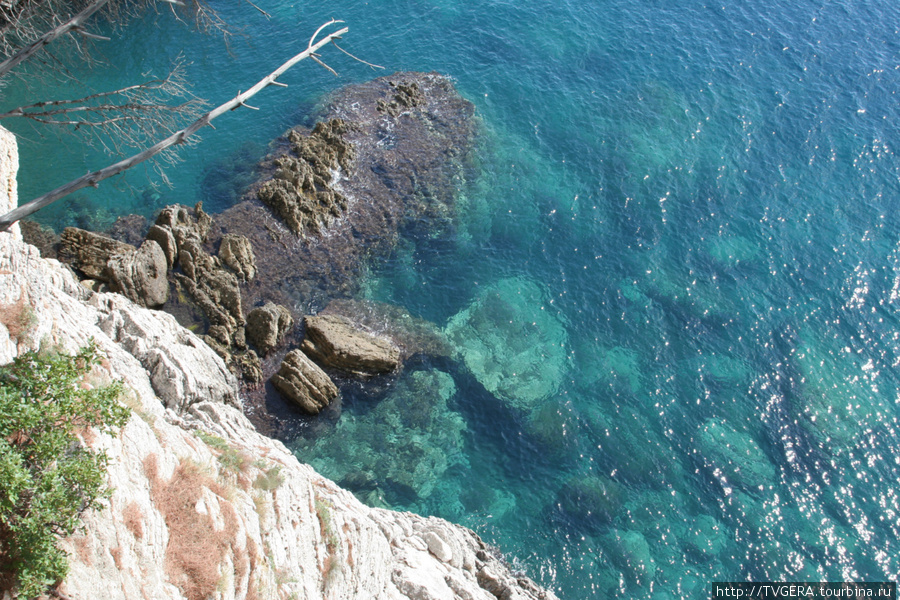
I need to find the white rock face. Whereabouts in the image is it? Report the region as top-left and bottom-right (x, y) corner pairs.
(0, 126), (558, 600)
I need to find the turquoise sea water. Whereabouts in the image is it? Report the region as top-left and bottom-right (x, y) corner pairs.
(5, 0), (900, 597)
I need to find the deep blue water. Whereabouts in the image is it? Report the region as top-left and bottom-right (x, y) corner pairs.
(5, 0), (900, 597)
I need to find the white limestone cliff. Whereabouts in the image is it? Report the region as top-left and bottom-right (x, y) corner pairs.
(0, 126), (558, 600)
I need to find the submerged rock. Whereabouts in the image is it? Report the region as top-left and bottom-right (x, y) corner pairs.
(557, 474), (625, 531)
(297, 369), (465, 504)
(271, 348), (338, 414)
(696, 418), (776, 492)
(604, 529), (657, 587)
(444, 276), (568, 413)
(302, 313), (401, 377)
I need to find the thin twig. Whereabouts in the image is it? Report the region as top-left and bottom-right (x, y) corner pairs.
(332, 41), (383, 70)
(0, 0), (111, 79)
(242, 0), (271, 19)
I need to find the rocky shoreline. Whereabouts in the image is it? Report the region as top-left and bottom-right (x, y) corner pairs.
(30, 72), (478, 436)
(0, 72), (560, 599)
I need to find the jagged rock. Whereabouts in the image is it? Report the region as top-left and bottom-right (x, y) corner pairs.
(218, 233), (257, 281)
(155, 203), (245, 350)
(58, 226), (135, 280)
(245, 302), (293, 356)
(146, 223), (177, 268)
(257, 119), (355, 238)
(376, 80), (425, 116)
(302, 313), (400, 377)
(319, 298), (450, 360)
(58, 228), (168, 308)
(105, 239), (169, 308)
(235, 349), (262, 383)
(271, 348), (338, 414)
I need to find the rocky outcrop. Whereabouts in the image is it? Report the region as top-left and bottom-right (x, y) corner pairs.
(270, 349), (338, 414)
(0, 124), (559, 600)
(257, 119), (355, 238)
(302, 313), (401, 377)
(216, 72), (477, 311)
(218, 233), (257, 282)
(58, 227), (169, 308)
(245, 302), (293, 356)
(152, 204), (246, 353)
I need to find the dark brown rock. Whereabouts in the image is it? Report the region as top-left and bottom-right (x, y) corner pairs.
(301, 313), (401, 377)
(271, 349), (338, 414)
(105, 239), (169, 308)
(245, 302), (294, 356)
(215, 72), (477, 312)
(58, 227), (135, 280)
(218, 233), (257, 281)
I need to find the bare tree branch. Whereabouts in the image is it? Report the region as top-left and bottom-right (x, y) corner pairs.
(0, 21), (351, 232)
(0, 59), (206, 159)
(0, 0), (111, 79)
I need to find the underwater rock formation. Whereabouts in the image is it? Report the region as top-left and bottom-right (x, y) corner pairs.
(296, 369), (466, 505)
(696, 418), (776, 492)
(444, 276), (568, 413)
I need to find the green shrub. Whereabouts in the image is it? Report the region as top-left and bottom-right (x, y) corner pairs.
(0, 342), (129, 599)
(253, 466), (284, 491)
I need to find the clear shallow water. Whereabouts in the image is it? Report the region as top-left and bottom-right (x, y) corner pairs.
(5, 0), (900, 597)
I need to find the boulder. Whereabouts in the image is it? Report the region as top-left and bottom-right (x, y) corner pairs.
(270, 349), (338, 414)
(58, 227), (135, 280)
(245, 302), (294, 356)
(319, 298), (450, 359)
(218, 233), (257, 281)
(58, 228), (168, 308)
(302, 313), (400, 377)
(146, 223), (177, 268)
(105, 239), (169, 309)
